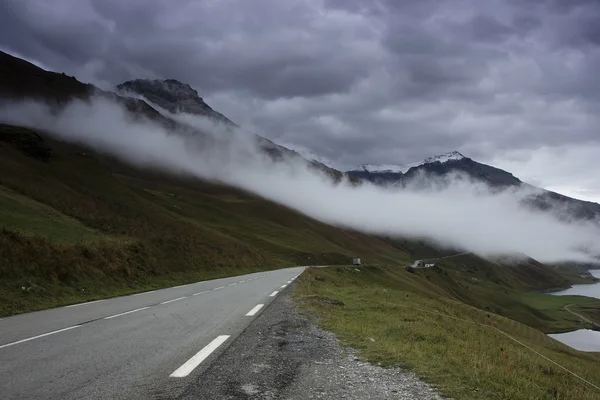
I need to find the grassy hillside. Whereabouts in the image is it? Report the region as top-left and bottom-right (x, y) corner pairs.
(402, 254), (594, 333)
(0, 123), (414, 315)
(0, 123), (594, 323)
(296, 265), (600, 400)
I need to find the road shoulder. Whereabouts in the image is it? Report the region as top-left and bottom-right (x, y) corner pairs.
(179, 285), (443, 399)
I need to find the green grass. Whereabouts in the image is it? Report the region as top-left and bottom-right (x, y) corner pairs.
(518, 292), (600, 331)
(399, 254), (600, 333)
(296, 266), (600, 400)
(0, 185), (105, 243)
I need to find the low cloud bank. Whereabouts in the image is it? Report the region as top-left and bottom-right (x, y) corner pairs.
(1, 96), (599, 263)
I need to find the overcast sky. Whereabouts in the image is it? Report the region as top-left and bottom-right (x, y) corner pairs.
(1, 0), (600, 201)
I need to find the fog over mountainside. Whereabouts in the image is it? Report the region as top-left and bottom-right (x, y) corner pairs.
(1, 50), (600, 264)
(348, 151), (600, 222)
(2, 95), (600, 263)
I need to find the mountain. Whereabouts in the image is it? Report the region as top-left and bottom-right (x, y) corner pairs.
(115, 77), (343, 179)
(117, 79), (235, 125)
(348, 151), (520, 187)
(0, 50), (343, 181)
(353, 151), (466, 175)
(348, 151), (600, 221)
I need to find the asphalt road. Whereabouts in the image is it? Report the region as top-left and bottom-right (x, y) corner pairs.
(0, 266), (304, 400)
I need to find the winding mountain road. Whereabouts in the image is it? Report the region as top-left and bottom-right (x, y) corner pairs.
(564, 304), (599, 328)
(0, 267), (304, 400)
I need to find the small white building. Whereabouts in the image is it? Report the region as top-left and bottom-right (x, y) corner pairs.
(353, 258), (361, 265)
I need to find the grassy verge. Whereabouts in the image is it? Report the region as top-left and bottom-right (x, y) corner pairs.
(295, 265), (600, 400)
(0, 228), (272, 315)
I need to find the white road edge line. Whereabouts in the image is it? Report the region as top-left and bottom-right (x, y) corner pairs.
(245, 304), (264, 316)
(269, 291), (279, 297)
(228, 283), (237, 286)
(281, 285), (287, 289)
(170, 335), (230, 378)
(133, 290), (156, 296)
(213, 286), (225, 291)
(0, 325), (81, 350)
(161, 297), (186, 305)
(192, 291), (209, 296)
(104, 307), (149, 320)
(65, 299), (104, 308)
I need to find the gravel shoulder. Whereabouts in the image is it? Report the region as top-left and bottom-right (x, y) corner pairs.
(179, 284), (443, 399)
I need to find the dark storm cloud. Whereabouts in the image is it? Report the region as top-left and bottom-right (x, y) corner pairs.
(2, 0), (600, 199)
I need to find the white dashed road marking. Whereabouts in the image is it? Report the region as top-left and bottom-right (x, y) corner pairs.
(281, 285), (287, 289)
(161, 297), (186, 305)
(192, 291), (209, 296)
(170, 335), (230, 378)
(245, 304), (264, 316)
(0, 326), (81, 350)
(269, 291), (279, 297)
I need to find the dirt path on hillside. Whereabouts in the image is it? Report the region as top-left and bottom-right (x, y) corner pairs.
(564, 304), (599, 327)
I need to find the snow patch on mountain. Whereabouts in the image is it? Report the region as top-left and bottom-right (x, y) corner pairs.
(352, 151), (464, 174)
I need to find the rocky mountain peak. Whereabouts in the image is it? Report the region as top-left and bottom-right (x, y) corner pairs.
(117, 79), (235, 125)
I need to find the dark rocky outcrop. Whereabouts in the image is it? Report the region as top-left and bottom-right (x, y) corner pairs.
(117, 79), (235, 125)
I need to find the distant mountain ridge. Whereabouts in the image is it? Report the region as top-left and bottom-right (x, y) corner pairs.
(353, 151), (465, 174)
(347, 151), (600, 221)
(347, 151), (521, 188)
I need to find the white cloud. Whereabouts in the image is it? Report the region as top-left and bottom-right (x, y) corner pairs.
(489, 144), (600, 203)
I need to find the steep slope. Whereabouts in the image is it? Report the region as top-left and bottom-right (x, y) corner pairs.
(117, 78), (235, 125)
(0, 122), (581, 317)
(0, 50), (343, 180)
(116, 77), (345, 180)
(0, 122), (410, 315)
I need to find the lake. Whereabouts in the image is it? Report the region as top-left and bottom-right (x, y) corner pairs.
(547, 330), (600, 352)
(548, 270), (600, 351)
(550, 269), (600, 300)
